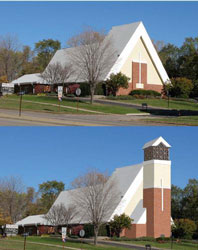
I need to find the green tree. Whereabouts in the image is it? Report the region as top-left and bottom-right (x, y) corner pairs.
(35, 39), (61, 71)
(109, 213), (133, 237)
(172, 219), (196, 239)
(39, 180), (65, 212)
(169, 77), (193, 98)
(171, 185), (184, 219)
(158, 43), (180, 78)
(106, 72), (129, 96)
(182, 179), (198, 222)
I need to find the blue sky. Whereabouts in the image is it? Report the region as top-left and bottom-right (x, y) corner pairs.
(0, 126), (197, 191)
(0, 2), (198, 50)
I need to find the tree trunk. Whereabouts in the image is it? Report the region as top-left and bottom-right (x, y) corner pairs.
(90, 84), (95, 104)
(94, 225), (99, 245)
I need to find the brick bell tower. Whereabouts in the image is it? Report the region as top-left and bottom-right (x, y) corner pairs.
(142, 137), (171, 238)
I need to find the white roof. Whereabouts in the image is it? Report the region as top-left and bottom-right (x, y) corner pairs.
(2, 83), (14, 88)
(52, 163), (143, 224)
(48, 21), (169, 83)
(143, 136), (171, 149)
(16, 214), (50, 226)
(11, 73), (46, 85)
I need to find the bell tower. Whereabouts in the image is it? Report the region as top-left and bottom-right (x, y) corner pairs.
(142, 137), (171, 238)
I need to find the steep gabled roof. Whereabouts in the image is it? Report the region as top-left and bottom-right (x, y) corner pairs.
(106, 22), (169, 83)
(143, 136), (171, 149)
(48, 21), (169, 84)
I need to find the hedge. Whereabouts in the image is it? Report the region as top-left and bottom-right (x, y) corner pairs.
(79, 82), (106, 96)
(130, 89), (161, 97)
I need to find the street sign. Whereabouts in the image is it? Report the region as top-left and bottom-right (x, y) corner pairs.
(79, 229), (85, 238)
(75, 88), (81, 96)
(18, 91), (25, 95)
(62, 227), (67, 239)
(58, 86), (63, 99)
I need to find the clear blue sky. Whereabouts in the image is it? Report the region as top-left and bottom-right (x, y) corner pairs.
(0, 1), (198, 49)
(0, 126), (197, 191)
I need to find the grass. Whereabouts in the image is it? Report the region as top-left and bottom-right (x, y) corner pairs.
(107, 97), (198, 111)
(117, 240), (198, 249)
(145, 116), (198, 126)
(0, 96), (88, 115)
(0, 236), (134, 250)
(1, 95), (141, 115)
(111, 238), (198, 250)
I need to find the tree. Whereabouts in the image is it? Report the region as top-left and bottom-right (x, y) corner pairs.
(41, 62), (73, 93)
(109, 213), (133, 237)
(0, 208), (12, 225)
(71, 170), (119, 245)
(171, 185), (184, 219)
(39, 180), (65, 212)
(0, 34), (22, 81)
(182, 179), (198, 222)
(106, 72), (129, 96)
(172, 219), (196, 239)
(35, 39), (61, 70)
(168, 77), (193, 98)
(67, 27), (115, 104)
(44, 203), (76, 232)
(0, 176), (27, 223)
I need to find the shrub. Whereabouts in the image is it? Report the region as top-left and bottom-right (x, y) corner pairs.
(130, 89), (161, 97)
(106, 72), (129, 96)
(109, 213), (133, 237)
(80, 82), (90, 97)
(168, 78), (193, 98)
(79, 82), (105, 96)
(84, 224), (94, 238)
(172, 219), (196, 239)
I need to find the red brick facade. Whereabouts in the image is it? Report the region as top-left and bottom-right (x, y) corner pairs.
(121, 224), (146, 238)
(116, 62), (163, 95)
(143, 188), (171, 238)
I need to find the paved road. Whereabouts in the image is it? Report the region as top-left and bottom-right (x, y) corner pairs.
(0, 108), (169, 126)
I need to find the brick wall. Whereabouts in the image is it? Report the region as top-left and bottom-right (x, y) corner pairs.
(121, 224), (146, 238)
(116, 61), (163, 95)
(143, 188), (171, 238)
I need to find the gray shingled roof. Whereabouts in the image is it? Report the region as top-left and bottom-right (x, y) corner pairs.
(52, 163), (142, 224)
(47, 22), (141, 83)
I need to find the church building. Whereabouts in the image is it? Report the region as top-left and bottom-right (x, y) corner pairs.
(48, 21), (169, 95)
(17, 137), (171, 238)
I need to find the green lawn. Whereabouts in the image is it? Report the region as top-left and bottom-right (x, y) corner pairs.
(111, 239), (198, 250)
(107, 97), (198, 111)
(145, 116), (198, 126)
(0, 96), (88, 115)
(1, 95), (141, 115)
(0, 236), (133, 250)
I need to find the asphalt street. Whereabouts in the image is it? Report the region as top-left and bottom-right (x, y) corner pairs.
(0, 108), (166, 126)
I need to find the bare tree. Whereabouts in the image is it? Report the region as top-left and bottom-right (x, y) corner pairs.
(0, 176), (26, 223)
(67, 27), (116, 104)
(44, 203), (76, 232)
(0, 34), (22, 81)
(41, 62), (73, 93)
(71, 170), (119, 245)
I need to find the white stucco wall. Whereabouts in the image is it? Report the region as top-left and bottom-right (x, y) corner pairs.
(120, 37), (163, 85)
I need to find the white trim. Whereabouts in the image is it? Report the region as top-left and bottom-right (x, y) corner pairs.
(132, 60), (147, 64)
(143, 159), (171, 166)
(161, 178), (164, 211)
(143, 136), (171, 149)
(105, 22), (169, 83)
